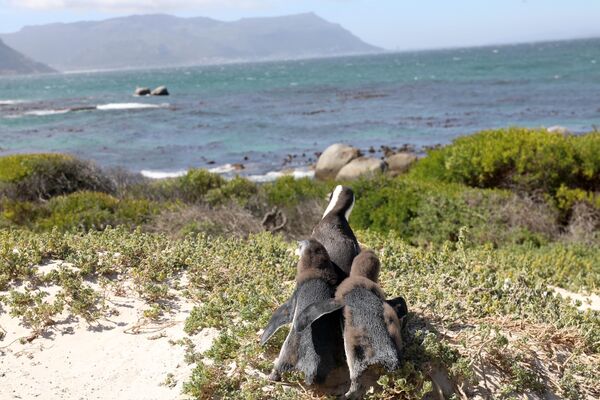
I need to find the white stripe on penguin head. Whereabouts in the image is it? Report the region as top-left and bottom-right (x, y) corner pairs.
(345, 193), (355, 221)
(322, 185), (343, 219)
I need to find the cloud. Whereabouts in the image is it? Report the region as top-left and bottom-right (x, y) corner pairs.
(6, 0), (269, 12)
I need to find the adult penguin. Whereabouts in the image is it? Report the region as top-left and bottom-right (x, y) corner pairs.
(312, 185), (360, 277)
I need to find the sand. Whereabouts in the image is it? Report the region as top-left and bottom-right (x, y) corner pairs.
(549, 285), (600, 312)
(2, 260), (597, 400)
(0, 261), (218, 400)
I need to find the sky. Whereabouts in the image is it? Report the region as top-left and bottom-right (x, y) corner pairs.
(1, 0), (600, 50)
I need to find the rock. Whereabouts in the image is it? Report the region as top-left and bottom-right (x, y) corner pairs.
(547, 125), (571, 135)
(135, 87), (151, 96)
(386, 152), (418, 176)
(380, 145), (395, 158)
(335, 157), (386, 181)
(315, 143), (360, 180)
(151, 86), (169, 96)
(231, 163), (245, 170)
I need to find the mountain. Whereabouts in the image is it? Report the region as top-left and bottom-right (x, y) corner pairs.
(0, 13), (382, 71)
(0, 39), (55, 75)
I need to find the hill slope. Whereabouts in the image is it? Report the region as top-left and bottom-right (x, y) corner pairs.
(0, 39), (55, 75)
(1, 13), (381, 71)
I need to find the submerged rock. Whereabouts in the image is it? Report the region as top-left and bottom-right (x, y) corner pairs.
(315, 143), (360, 180)
(151, 86), (169, 96)
(336, 157), (386, 180)
(386, 152), (418, 176)
(135, 87), (151, 96)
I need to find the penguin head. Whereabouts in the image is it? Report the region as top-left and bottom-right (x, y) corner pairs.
(297, 239), (333, 273)
(322, 185), (355, 221)
(349, 250), (380, 282)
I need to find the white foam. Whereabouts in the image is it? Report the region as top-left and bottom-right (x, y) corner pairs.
(141, 166), (314, 182)
(140, 170), (187, 179)
(0, 100), (25, 105)
(248, 168), (314, 183)
(25, 109), (70, 116)
(97, 103), (167, 111)
(208, 164), (239, 174)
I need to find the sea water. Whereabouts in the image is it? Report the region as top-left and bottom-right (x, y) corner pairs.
(1, 38), (599, 179)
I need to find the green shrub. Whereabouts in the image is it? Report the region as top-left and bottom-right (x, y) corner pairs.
(410, 129), (600, 194)
(555, 186), (600, 214)
(205, 176), (258, 206)
(36, 191), (158, 231)
(264, 176), (329, 207)
(0, 199), (49, 227)
(350, 175), (557, 247)
(0, 153), (115, 200)
(176, 169), (226, 203)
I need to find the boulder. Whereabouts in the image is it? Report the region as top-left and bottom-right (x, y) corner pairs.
(151, 86), (169, 96)
(547, 125), (571, 135)
(386, 152), (418, 176)
(135, 87), (151, 96)
(315, 143), (360, 180)
(336, 157), (386, 181)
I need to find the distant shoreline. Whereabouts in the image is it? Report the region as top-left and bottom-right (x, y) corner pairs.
(2, 35), (599, 77)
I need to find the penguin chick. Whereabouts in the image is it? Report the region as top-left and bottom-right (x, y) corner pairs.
(294, 250), (406, 399)
(260, 239), (344, 385)
(312, 185), (360, 277)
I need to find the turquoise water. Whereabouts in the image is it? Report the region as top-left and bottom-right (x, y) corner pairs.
(1, 38), (599, 177)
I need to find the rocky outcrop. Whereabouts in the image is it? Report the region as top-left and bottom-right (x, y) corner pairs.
(335, 157), (386, 180)
(315, 144), (360, 180)
(151, 86), (169, 96)
(386, 152), (418, 176)
(135, 87), (151, 96)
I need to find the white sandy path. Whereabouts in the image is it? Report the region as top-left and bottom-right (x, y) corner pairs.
(549, 285), (600, 312)
(0, 261), (218, 400)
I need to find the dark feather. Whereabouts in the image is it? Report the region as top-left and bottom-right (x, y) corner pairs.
(294, 298), (344, 332)
(261, 296), (295, 345)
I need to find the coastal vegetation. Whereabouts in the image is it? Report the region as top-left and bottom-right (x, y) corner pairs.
(0, 127), (599, 399)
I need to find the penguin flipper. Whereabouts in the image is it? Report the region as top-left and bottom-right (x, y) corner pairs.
(261, 299), (294, 345)
(294, 299), (344, 332)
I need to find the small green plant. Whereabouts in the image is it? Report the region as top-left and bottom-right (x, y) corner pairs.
(7, 289), (64, 336)
(161, 373), (176, 388)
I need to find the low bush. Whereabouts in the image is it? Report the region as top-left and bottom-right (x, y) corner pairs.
(1, 191), (158, 232)
(410, 128), (600, 194)
(0, 153), (115, 200)
(205, 176), (258, 206)
(149, 169), (226, 203)
(350, 175), (559, 247)
(38, 191), (158, 232)
(263, 176), (330, 207)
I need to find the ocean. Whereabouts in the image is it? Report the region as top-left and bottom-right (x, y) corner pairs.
(1, 38), (599, 180)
